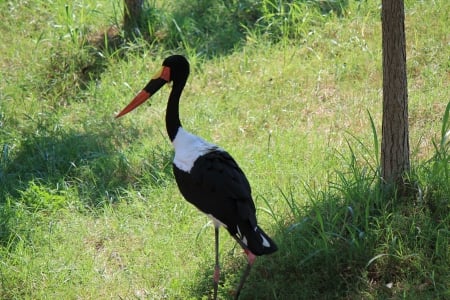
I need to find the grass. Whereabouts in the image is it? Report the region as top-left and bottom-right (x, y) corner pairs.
(1, 0), (449, 299)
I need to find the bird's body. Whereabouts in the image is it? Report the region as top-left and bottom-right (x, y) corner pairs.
(116, 55), (277, 299)
(172, 127), (276, 256)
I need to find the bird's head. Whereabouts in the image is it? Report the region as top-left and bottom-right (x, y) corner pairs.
(162, 55), (190, 84)
(115, 55), (190, 118)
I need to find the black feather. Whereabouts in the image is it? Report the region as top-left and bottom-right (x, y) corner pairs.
(173, 150), (277, 255)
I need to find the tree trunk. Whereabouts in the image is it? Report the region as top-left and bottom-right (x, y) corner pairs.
(381, 0), (410, 189)
(124, 0), (144, 38)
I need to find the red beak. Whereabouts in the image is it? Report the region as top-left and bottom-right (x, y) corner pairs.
(115, 90), (150, 118)
(115, 66), (171, 119)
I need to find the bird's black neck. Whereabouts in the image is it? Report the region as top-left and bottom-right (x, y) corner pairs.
(165, 82), (184, 141)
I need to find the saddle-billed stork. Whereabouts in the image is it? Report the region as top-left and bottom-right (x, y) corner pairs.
(116, 55), (277, 299)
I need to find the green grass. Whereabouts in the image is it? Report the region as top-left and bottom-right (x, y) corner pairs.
(1, 0), (449, 299)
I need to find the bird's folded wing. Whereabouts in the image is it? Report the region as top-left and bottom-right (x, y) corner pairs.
(189, 150), (257, 225)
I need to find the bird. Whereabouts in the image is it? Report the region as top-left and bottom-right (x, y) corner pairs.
(115, 55), (277, 299)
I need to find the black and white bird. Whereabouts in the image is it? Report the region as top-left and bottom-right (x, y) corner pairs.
(116, 55), (277, 299)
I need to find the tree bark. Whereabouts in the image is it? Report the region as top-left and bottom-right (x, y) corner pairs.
(381, 0), (410, 188)
(124, 0), (144, 38)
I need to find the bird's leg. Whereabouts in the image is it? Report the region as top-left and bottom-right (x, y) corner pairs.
(233, 249), (256, 300)
(213, 226), (220, 300)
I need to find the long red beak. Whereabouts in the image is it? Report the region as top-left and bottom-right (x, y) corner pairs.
(115, 66), (171, 119)
(115, 90), (150, 118)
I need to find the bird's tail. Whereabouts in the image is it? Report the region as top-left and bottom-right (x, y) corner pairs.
(234, 224), (278, 256)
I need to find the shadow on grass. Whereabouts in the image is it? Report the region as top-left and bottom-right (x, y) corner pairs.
(135, 0), (349, 58)
(1, 125), (174, 204)
(186, 182), (392, 299)
(197, 165), (450, 299)
(188, 195), (377, 299)
(0, 122), (174, 244)
(2, 130), (118, 203)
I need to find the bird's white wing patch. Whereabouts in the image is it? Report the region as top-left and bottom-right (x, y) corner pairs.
(260, 234), (271, 247)
(172, 128), (219, 172)
(237, 225), (248, 246)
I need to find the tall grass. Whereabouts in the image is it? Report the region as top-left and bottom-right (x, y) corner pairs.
(120, 0), (350, 56)
(254, 106), (449, 299)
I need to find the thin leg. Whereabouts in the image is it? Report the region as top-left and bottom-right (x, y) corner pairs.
(213, 226), (220, 300)
(234, 250), (256, 300)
